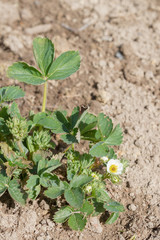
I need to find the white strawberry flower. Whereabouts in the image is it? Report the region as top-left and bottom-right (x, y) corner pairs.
(107, 159), (123, 175)
(101, 156), (109, 163)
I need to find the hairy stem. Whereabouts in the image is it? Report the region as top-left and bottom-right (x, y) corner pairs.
(42, 81), (48, 112)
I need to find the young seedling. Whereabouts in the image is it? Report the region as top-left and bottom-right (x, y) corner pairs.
(0, 37), (128, 231)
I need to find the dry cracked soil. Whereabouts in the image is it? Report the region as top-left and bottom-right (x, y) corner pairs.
(0, 0), (160, 239)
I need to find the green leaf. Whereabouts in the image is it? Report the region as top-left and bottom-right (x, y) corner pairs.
(70, 175), (93, 188)
(8, 179), (27, 205)
(0, 169), (9, 196)
(0, 86), (25, 104)
(48, 51), (80, 80)
(93, 189), (111, 203)
(69, 106), (80, 129)
(7, 62), (45, 85)
(104, 124), (123, 146)
(105, 212), (119, 224)
(64, 188), (84, 209)
(92, 198), (105, 216)
(26, 175), (40, 200)
(40, 173), (60, 188)
(38, 158), (61, 175)
(104, 200), (125, 212)
(44, 184), (64, 199)
(33, 37), (54, 76)
(79, 112), (97, 134)
(81, 129), (101, 142)
(37, 116), (69, 133)
(33, 112), (47, 124)
(80, 201), (94, 216)
(98, 113), (113, 139)
(60, 134), (78, 144)
(89, 142), (109, 157)
(54, 206), (73, 223)
(68, 213), (86, 231)
(7, 102), (21, 118)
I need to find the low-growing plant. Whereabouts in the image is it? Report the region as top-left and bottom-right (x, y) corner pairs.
(0, 37), (128, 231)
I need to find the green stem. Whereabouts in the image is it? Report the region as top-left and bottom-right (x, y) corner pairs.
(42, 81), (48, 112)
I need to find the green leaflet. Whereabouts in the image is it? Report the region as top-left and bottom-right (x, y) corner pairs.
(33, 37), (54, 76)
(89, 142), (109, 157)
(8, 179), (27, 205)
(68, 213), (87, 231)
(60, 134), (78, 144)
(0, 169), (9, 196)
(104, 200), (125, 212)
(7, 62), (45, 85)
(0, 86), (25, 104)
(64, 188), (84, 209)
(47, 51), (80, 80)
(104, 124), (123, 145)
(54, 207), (73, 223)
(26, 175), (40, 200)
(40, 173), (60, 188)
(93, 188), (111, 203)
(105, 212), (119, 224)
(98, 113), (113, 139)
(37, 116), (69, 133)
(70, 175), (93, 188)
(69, 106), (80, 129)
(44, 185), (64, 199)
(80, 200), (94, 216)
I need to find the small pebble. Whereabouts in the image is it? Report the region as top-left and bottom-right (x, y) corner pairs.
(128, 204), (137, 211)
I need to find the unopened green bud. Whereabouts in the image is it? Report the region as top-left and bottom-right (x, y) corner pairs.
(6, 117), (28, 140)
(85, 185), (92, 194)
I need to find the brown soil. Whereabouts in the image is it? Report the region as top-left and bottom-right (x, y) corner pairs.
(0, 0), (160, 239)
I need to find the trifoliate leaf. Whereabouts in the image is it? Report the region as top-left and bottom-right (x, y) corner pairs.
(7, 62), (45, 85)
(33, 37), (54, 76)
(54, 206), (73, 223)
(64, 188), (84, 209)
(104, 124), (123, 146)
(68, 213), (87, 231)
(47, 51), (80, 80)
(105, 212), (119, 224)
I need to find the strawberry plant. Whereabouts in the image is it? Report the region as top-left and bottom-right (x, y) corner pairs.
(0, 37), (128, 231)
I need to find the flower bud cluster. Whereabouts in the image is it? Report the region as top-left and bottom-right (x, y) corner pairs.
(6, 117), (28, 140)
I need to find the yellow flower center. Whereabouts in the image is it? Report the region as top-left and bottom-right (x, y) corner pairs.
(109, 164), (118, 173)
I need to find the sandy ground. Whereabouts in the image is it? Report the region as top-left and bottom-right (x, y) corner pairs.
(0, 0), (160, 239)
